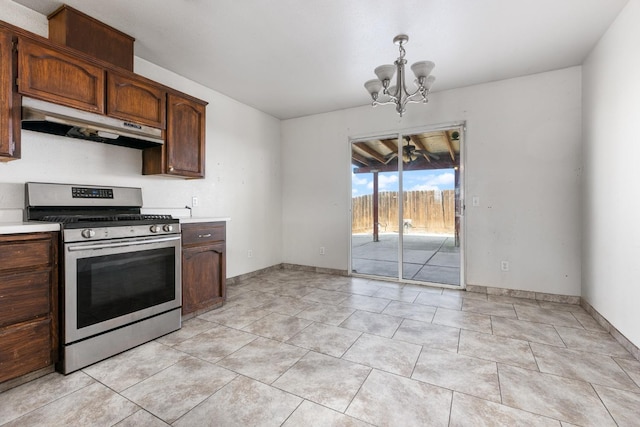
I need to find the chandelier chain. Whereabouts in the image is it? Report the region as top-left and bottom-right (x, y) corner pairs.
(398, 41), (406, 60)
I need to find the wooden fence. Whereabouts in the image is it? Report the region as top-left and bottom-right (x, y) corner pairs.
(352, 190), (455, 234)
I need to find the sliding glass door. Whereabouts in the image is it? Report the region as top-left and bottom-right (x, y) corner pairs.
(350, 126), (463, 286)
(351, 136), (400, 279)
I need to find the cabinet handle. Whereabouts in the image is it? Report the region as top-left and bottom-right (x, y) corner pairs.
(169, 166), (175, 172)
(198, 233), (212, 238)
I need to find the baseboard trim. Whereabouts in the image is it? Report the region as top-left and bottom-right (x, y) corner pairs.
(227, 263), (348, 286)
(181, 301), (224, 321)
(281, 263), (348, 276)
(0, 365), (54, 393)
(580, 298), (639, 361)
(227, 264), (285, 286)
(466, 284), (581, 305)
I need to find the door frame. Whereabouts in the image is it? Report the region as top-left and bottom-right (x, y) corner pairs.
(348, 121), (466, 289)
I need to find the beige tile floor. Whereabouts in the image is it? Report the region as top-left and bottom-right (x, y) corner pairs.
(1, 270), (640, 426)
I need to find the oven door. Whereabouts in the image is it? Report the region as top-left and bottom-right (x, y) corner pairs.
(64, 235), (181, 343)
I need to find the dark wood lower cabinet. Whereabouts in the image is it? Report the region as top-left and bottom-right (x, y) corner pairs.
(0, 319), (51, 383)
(0, 232), (58, 385)
(181, 222), (226, 317)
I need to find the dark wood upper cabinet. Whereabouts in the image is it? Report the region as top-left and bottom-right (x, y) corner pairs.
(47, 5), (134, 72)
(143, 93), (206, 178)
(107, 72), (166, 129)
(17, 37), (105, 114)
(167, 94), (206, 177)
(0, 29), (20, 161)
(1, 17), (207, 176)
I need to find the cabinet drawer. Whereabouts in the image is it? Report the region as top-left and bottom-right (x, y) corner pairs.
(182, 222), (225, 245)
(0, 318), (51, 383)
(0, 238), (52, 271)
(0, 270), (51, 327)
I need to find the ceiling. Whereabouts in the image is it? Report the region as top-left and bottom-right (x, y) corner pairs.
(352, 130), (460, 174)
(11, 0), (630, 120)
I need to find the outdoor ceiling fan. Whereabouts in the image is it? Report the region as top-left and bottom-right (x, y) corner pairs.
(385, 136), (439, 164)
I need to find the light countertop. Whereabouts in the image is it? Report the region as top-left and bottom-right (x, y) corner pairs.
(0, 209), (229, 235)
(0, 222), (60, 235)
(179, 217), (231, 224)
(0, 219), (230, 235)
(140, 208), (230, 224)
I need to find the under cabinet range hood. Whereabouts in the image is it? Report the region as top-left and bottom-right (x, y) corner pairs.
(21, 97), (164, 149)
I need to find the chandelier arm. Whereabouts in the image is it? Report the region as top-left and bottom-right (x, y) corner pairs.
(405, 87), (428, 101)
(405, 97), (428, 105)
(371, 99), (400, 107)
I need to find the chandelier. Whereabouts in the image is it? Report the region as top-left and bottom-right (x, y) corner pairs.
(364, 34), (435, 117)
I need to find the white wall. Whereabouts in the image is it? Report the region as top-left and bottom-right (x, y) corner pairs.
(1, 0), (586, 299)
(582, 0), (640, 347)
(0, 0), (283, 278)
(282, 67), (583, 296)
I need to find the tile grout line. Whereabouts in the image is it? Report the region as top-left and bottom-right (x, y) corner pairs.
(0, 379), (98, 426)
(496, 363), (504, 405)
(277, 398), (305, 427)
(610, 358), (640, 389)
(447, 390), (455, 426)
(589, 381), (619, 425)
(341, 367), (375, 419)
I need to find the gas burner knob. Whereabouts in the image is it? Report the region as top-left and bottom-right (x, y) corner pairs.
(150, 225), (161, 233)
(81, 229), (96, 239)
(162, 224), (174, 232)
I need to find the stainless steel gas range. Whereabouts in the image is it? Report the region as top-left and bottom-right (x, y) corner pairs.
(25, 182), (182, 374)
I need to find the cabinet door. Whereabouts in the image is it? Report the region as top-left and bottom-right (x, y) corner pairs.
(107, 72), (166, 128)
(18, 37), (105, 113)
(0, 270), (51, 328)
(0, 318), (51, 383)
(182, 242), (225, 315)
(0, 29), (20, 161)
(166, 93), (206, 177)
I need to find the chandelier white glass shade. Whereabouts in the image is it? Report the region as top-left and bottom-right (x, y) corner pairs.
(364, 34), (435, 117)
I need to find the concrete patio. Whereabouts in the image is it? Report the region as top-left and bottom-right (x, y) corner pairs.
(351, 233), (461, 286)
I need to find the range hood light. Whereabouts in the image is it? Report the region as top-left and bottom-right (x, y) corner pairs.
(97, 131), (119, 139)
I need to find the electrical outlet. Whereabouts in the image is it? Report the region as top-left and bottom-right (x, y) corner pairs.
(320, 247), (325, 255)
(501, 260), (510, 272)
(472, 196), (480, 207)
(191, 196), (199, 207)
(248, 250), (253, 258)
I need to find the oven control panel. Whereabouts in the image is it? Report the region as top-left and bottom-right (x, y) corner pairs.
(64, 223), (181, 243)
(72, 187), (114, 199)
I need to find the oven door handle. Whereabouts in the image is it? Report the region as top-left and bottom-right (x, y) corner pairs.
(67, 235), (181, 252)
